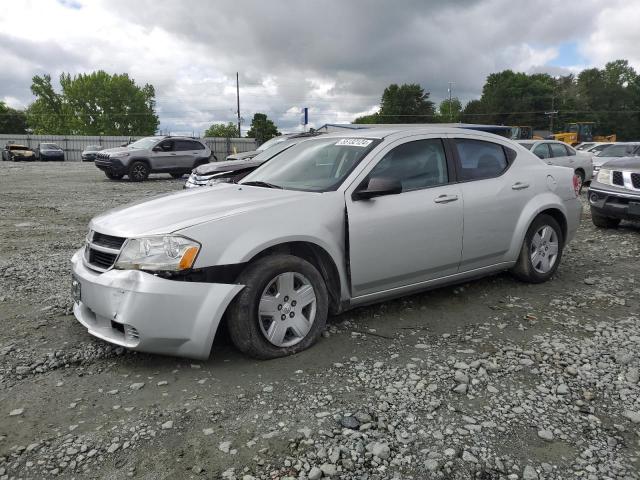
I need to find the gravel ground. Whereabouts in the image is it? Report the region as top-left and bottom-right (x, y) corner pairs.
(1, 161), (639, 480)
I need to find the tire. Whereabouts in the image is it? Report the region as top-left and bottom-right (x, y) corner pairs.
(574, 169), (585, 193)
(227, 254), (329, 359)
(128, 161), (149, 182)
(511, 214), (564, 284)
(104, 170), (124, 180)
(170, 173), (185, 179)
(591, 209), (620, 228)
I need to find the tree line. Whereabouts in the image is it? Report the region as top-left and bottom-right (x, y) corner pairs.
(355, 59), (640, 140)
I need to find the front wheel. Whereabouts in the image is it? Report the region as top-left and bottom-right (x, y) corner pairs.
(511, 214), (564, 284)
(128, 161), (149, 182)
(227, 254), (329, 359)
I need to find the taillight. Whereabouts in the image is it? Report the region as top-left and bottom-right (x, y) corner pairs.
(572, 175), (581, 197)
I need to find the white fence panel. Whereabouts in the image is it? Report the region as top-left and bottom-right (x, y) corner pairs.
(0, 134), (257, 162)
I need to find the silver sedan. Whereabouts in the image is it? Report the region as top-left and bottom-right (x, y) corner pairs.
(71, 127), (582, 359)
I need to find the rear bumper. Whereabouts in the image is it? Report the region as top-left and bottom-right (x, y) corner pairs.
(71, 249), (244, 359)
(588, 187), (640, 221)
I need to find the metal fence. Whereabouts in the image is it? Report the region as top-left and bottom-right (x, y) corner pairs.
(0, 134), (258, 162)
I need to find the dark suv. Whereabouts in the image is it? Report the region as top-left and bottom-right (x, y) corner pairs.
(95, 136), (213, 181)
(588, 157), (640, 228)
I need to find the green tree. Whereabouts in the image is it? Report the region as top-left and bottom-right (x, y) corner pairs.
(246, 113), (280, 144)
(438, 98), (462, 123)
(353, 112), (380, 124)
(0, 101), (27, 134)
(378, 83), (435, 123)
(26, 71), (159, 135)
(204, 122), (239, 138)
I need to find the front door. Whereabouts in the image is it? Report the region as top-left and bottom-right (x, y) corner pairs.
(346, 137), (463, 298)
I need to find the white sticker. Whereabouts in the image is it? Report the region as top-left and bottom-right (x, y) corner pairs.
(335, 138), (373, 147)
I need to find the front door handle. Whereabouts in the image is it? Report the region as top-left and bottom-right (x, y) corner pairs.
(512, 182), (530, 190)
(434, 194), (459, 204)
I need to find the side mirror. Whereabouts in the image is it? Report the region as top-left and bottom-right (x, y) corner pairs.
(352, 176), (402, 201)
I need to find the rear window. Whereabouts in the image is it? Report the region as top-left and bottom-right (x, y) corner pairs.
(454, 139), (509, 181)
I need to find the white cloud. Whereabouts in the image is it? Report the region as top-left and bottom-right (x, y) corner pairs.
(0, 0), (635, 133)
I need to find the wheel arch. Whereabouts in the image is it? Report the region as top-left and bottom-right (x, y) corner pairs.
(242, 241), (344, 315)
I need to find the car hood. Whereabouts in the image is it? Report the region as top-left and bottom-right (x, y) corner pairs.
(194, 158), (265, 175)
(12, 149), (33, 155)
(89, 183), (310, 237)
(226, 150), (258, 161)
(593, 155), (637, 166)
(601, 157), (640, 171)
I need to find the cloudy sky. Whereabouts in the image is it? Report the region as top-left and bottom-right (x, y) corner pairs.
(1, 0), (639, 135)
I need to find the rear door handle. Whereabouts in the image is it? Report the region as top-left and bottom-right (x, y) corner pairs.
(434, 194), (459, 204)
(170, 153), (177, 156)
(512, 182), (530, 190)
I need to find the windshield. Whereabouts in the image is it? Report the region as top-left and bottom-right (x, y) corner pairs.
(256, 136), (288, 152)
(128, 137), (162, 149)
(576, 143), (594, 150)
(597, 144), (638, 157)
(41, 143), (60, 150)
(241, 137), (380, 192)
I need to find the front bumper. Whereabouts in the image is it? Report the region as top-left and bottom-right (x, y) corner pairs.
(71, 249), (244, 359)
(588, 187), (640, 221)
(95, 157), (126, 174)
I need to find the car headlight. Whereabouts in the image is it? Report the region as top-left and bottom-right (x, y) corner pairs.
(207, 177), (231, 186)
(596, 168), (612, 185)
(111, 151), (130, 158)
(114, 235), (200, 271)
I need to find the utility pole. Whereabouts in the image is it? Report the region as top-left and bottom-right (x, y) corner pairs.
(448, 82), (455, 123)
(545, 96), (558, 134)
(236, 72), (241, 138)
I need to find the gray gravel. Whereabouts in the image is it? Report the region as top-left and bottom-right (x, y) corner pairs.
(1, 161), (639, 479)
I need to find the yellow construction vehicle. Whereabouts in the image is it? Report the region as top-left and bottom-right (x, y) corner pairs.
(552, 122), (616, 146)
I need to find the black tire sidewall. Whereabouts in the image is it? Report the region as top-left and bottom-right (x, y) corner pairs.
(227, 254), (328, 359)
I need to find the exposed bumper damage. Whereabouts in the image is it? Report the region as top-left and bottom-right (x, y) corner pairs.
(71, 249), (244, 359)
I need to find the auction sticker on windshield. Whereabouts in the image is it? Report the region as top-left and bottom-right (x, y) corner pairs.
(335, 139), (373, 147)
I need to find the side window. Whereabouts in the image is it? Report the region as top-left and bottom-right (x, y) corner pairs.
(368, 139), (448, 192)
(156, 140), (174, 152)
(549, 143), (567, 157)
(454, 139), (509, 181)
(191, 141), (205, 150)
(532, 144), (550, 159)
(565, 145), (576, 156)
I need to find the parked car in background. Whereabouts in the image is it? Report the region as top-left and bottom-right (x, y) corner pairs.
(71, 127), (581, 360)
(592, 143), (640, 177)
(225, 132), (322, 161)
(518, 139), (593, 189)
(35, 143), (65, 161)
(94, 136), (212, 181)
(588, 157), (640, 228)
(2, 144), (35, 161)
(575, 142), (616, 154)
(185, 132), (324, 188)
(81, 145), (104, 162)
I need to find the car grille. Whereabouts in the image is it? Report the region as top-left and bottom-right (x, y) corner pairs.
(632, 173), (640, 189)
(612, 171), (624, 186)
(84, 230), (127, 272)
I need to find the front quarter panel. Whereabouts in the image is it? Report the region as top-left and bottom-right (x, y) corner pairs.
(177, 191), (350, 298)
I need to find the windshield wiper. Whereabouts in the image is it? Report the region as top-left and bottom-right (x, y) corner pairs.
(242, 181), (283, 189)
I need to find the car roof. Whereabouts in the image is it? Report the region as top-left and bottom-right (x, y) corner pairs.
(517, 140), (564, 144)
(317, 126), (511, 141)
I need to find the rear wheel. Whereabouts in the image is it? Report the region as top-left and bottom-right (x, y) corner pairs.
(104, 170), (124, 180)
(227, 254), (328, 359)
(591, 209), (620, 228)
(511, 214), (564, 283)
(128, 161), (149, 182)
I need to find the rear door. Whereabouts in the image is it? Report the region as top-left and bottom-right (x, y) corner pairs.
(450, 135), (531, 271)
(174, 140), (204, 169)
(345, 135), (463, 297)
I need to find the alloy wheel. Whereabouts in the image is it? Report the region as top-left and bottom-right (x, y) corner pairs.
(530, 225), (559, 274)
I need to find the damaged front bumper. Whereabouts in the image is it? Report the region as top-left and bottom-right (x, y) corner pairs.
(70, 249), (244, 359)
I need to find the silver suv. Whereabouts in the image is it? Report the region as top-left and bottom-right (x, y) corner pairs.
(95, 136), (212, 181)
(72, 127), (582, 360)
